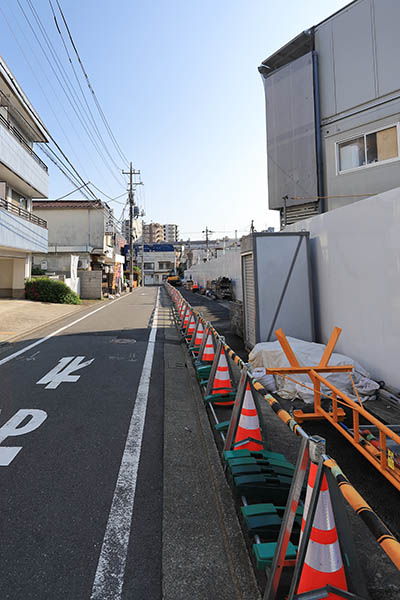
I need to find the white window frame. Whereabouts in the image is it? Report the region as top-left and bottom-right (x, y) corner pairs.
(336, 122), (400, 175)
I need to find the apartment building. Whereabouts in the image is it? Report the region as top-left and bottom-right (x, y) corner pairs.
(143, 222), (165, 243)
(163, 223), (179, 242)
(259, 0), (400, 225)
(0, 57), (49, 298)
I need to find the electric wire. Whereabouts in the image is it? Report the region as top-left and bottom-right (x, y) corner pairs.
(25, 0), (125, 189)
(0, 3), (93, 183)
(48, 0), (126, 176)
(53, 182), (91, 200)
(55, 0), (130, 168)
(1, 2), (124, 200)
(18, 0), (125, 190)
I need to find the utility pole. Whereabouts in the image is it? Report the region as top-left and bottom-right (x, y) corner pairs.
(202, 226), (213, 260)
(122, 162), (142, 292)
(141, 217), (145, 287)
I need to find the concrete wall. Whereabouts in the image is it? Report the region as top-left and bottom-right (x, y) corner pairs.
(0, 207), (48, 253)
(78, 270), (102, 299)
(33, 252), (88, 275)
(184, 248), (242, 301)
(34, 208), (105, 250)
(0, 122), (48, 197)
(285, 186), (400, 386)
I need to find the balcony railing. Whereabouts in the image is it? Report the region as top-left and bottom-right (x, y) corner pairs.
(0, 197), (47, 229)
(0, 112), (48, 172)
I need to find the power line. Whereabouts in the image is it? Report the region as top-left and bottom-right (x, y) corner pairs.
(0, 2), (121, 195)
(18, 0), (125, 190)
(53, 182), (91, 200)
(48, 0), (126, 176)
(55, 0), (130, 168)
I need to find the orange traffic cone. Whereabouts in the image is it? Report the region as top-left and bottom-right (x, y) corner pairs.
(182, 308), (191, 330)
(202, 331), (216, 362)
(179, 303), (186, 322)
(297, 462), (347, 599)
(210, 347), (234, 406)
(234, 383), (262, 450)
(186, 314), (196, 339)
(193, 320), (204, 347)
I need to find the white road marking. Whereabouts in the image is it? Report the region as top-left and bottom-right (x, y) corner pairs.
(36, 356), (94, 389)
(0, 293), (130, 367)
(90, 289), (160, 599)
(0, 409), (48, 466)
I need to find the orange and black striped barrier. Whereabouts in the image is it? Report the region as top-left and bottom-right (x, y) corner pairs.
(324, 457), (400, 571)
(164, 283), (400, 580)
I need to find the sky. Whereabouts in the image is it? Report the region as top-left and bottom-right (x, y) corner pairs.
(0, 0), (350, 240)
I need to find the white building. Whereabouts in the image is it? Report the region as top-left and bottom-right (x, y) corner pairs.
(0, 57), (49, 298)
(163, 223), (179, 242)
(135, 243), (176, 285)
(32, 200), (125, 298)
(123, 218), (142, 244)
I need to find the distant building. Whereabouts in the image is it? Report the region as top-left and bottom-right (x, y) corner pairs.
(143, 222), (165, 243)
(259, 0), (400, 225)
(0, 57), (49, 298)
(123, 218), (142, 243)
(163, 223), (179, 242)
(131, 243), (176, 285)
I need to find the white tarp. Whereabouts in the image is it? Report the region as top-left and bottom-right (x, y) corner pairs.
(249, 337), (379, 403)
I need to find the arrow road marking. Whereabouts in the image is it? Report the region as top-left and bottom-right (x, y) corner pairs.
(36, 356), (94, 389)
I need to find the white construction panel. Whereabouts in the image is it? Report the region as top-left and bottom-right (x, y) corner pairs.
(253, 233), (314, 343)
(285, 186), (400, 387)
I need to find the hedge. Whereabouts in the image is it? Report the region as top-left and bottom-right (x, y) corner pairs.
(25, 277), (82, 305)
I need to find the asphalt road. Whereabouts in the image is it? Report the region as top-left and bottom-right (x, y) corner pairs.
(0, 287), (163, 600)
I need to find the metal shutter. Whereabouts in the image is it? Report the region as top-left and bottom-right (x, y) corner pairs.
(242, 253), (256, 347)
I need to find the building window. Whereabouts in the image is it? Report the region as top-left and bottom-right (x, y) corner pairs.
(338, 125), (399, 173)
(158, 261), (173, 270)
(143, 262), (154, 270)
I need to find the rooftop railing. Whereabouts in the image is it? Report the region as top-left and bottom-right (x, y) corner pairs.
(0, 112), (48, 172)
(0, 197), (47, 229)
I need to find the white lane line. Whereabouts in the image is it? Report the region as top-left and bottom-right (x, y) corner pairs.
(90, 288), (160, 599)
(0, 292), (140, 367)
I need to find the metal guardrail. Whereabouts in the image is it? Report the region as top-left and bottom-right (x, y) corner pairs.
(0, 112), (48, 173)
(0, 197), (47, 229)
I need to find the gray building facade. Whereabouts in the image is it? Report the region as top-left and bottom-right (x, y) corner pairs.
(259, 0), (400, 224)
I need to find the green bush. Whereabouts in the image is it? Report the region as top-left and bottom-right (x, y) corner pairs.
(32, 266), (46, 276)
(25, 277), (82, 305)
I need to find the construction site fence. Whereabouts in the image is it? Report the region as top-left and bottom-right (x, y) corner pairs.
(164, 283), (400, 574)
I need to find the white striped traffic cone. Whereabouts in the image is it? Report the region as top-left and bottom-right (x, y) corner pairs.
(186, 314), (196, 339)
(210, 347), (234, 405)
(202, 332), (215, 362)
(234, 383), (262, 451)
(193, 321), (204, 347)
(297, 462), (347, 599)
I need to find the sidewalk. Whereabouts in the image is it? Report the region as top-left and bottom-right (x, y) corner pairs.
(0, 298), (93, 344)
(162, 294), (261, 599)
